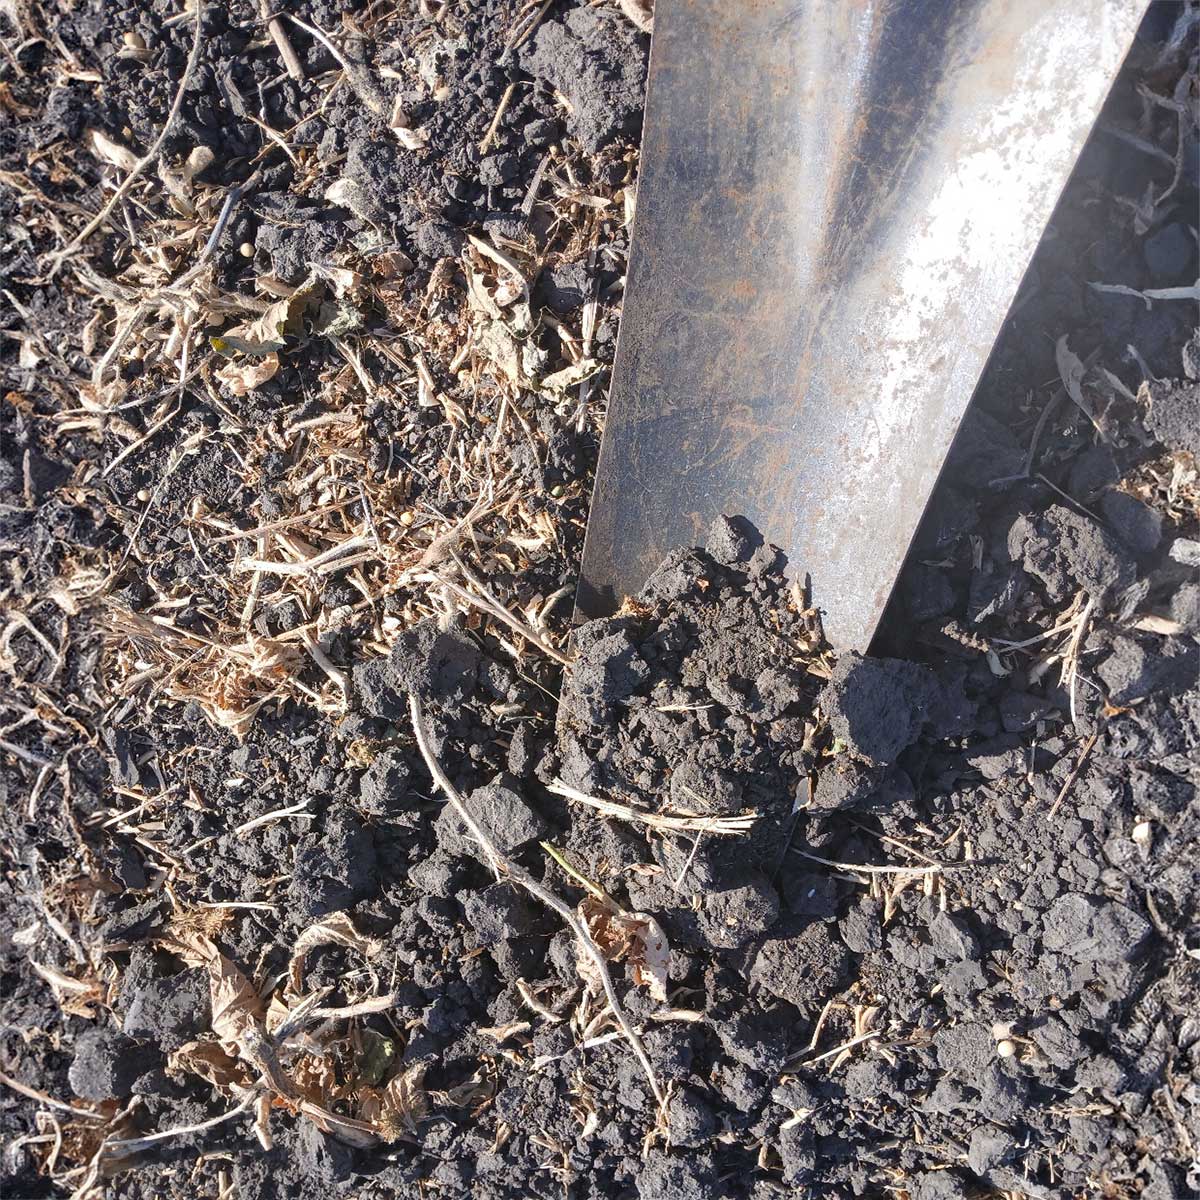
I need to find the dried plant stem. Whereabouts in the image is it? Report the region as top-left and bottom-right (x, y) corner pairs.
(48, 2), (206, 273)
(1049, 728), (1101, 817)
(1061, 594), (1097, 726)
(0, 1070), (104, 1120)
(260, 0), (304, 79)
(409, 693), (665, 1110)
(440, 558), (572, 667)
(793, 849), (955, 876)
(103, 1092), (256, 1154)
(548, 780), (756, 835)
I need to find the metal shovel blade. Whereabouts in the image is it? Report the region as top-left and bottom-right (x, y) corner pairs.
(577, 0), (1146, 649)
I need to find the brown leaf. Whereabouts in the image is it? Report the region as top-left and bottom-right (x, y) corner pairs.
(87, 128), (139, 172)
(362, 1064), (429, 1142)
(208, 955), (264, 1047)
(173, 935), (266, 1052)
(300, 1100), (380, 1149)
(215, 353), (280, 395)
(288, 912), (380, 995)
(29, 961), (104, 1018)
(167, 1040), (251, 1093)
(576, 897), (670, 1003)
(625, 912), (670, 1003)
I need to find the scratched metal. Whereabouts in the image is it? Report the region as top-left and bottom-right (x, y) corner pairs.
(577, 0), (1146, 649)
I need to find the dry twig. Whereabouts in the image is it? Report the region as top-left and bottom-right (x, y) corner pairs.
(409, 693), (665, 1111)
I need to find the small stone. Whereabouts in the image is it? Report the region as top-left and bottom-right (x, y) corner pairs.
(435, 777), (547, 860)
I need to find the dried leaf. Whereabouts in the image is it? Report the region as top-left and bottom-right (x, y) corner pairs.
(300, 1100), (380, 1148)
(325, 176), (378, 224)
(174, 934), (266, 1052)
(366, 1064), (429, 1141)
(215, 353), (280, 395)
(371, 250), (413, 279)
(313, 300), (362, 338)
(576, 897), (670, 1002)
(393, 126), (429, 150)
(29, 960), (103, 1017)
(320, 266), (364, 299)
(87, 128), (139, 172)
(625, 912), (670, 1003)
(466, 233), (529, 298)
(576, 895), (636, 992)
(167, 1040), (251, 1092)
(208, 954), (264, 1047)
(540, 359), (602, 393)
(288, 912), (379, 995)
(1055, 336), (1107, 442)
(1132, 614), (1183, 635)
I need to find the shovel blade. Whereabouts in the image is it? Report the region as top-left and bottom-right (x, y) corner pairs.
(577, 0), (1146, 648)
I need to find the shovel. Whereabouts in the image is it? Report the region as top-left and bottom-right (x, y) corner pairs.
(576, 0), (1148, 649)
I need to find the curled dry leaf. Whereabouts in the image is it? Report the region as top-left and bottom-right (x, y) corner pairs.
(288, 911), (380, 995)
(625, 911), (670, 1003)
(1055, 335), (1108, 442)
(300, 1100), (380, 1149)
(540, 358), (602, 394)
(29, 960), (104, 1018)
(87, 128), (139, 172)
(393, 126), (430, 151)
(212, 276), (322, 360)
(575, 896), (670, 1003)
(216, 353), (280, 395)
(204, 947), (263, 1048)
(167, 1040), (251, 1093)
(359, 1063), (429, 1143)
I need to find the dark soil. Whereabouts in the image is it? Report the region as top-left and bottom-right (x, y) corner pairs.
(1, 2), (1198, 1199)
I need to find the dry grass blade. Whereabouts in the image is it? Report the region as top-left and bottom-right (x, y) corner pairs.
(0, 1070), (105, 1120)
(409, 693), (666, 1111)
(547, 779), (757, 834)
(793, 849), (957, 876)
(288, 912), (379, 994)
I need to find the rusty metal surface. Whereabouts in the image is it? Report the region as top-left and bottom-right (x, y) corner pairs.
(577, 0), (1146, 649)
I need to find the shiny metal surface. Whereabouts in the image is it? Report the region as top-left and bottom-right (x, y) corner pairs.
(577, 0), (1146, 649)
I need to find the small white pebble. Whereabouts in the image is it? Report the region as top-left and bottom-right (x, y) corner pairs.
(1132, 820), (1152, 845)
(991, 1021), (1013, 1040)
(123, 31), (146, 49)
(399, 511), (414, 527)
(136, 488), (150, 502)
(238, 242), (255, 258)
(996, 1039), (1017, 1059)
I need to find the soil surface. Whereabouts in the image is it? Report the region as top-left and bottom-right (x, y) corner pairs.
(1, 3), (1198, 1199)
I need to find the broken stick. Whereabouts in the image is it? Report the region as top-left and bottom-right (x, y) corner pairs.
(408, 692), (666, 1111)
